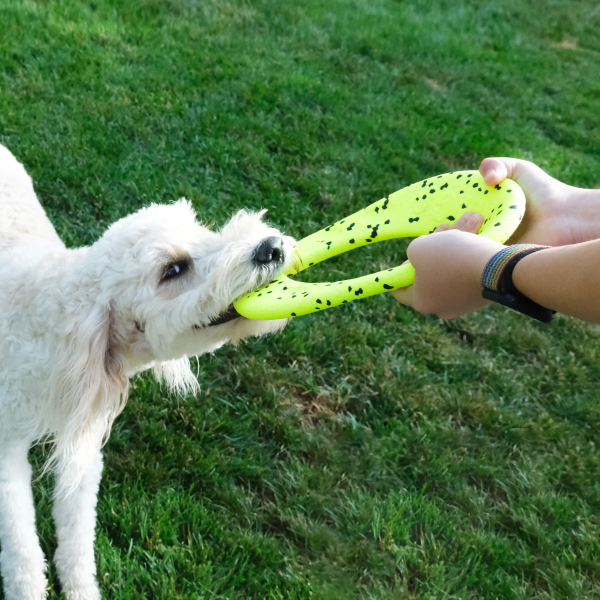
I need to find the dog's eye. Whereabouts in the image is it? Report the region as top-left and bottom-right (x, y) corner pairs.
(163, 261), (189, 281)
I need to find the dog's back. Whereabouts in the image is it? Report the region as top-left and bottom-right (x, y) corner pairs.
(0, 144), (65, 251)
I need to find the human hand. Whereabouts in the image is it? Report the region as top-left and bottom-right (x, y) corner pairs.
(392, 158), (600, 320)
(392, 212), (504, 320)
(480, 157), (600, 246)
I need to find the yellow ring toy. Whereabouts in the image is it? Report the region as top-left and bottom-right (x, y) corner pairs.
(234, 170), (525, 320)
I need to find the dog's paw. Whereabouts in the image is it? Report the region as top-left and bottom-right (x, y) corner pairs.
(0, 548), (48, 600)
(62, 581), (101, 600)
(2, 576), (48, 600)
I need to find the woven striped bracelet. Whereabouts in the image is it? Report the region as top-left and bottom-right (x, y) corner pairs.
(482, 244), (549, 293)
(481, 244), (555, 323)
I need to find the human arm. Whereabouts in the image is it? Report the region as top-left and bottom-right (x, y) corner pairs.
(392, 157), (600, 322)
(512, 239), (600, 324)
(392, 228), (600, 324)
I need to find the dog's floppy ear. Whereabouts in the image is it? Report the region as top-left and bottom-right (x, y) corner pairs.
(44, 302), (129, 494)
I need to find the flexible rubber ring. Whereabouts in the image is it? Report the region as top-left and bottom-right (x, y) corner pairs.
(234, 170), (525, 320)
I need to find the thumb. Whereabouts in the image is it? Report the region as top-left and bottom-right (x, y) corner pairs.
(479, 157), (564, 195)
(392, 284), (415, 307)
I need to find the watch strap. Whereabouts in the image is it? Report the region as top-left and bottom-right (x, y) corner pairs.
(482, 244), (555, 324)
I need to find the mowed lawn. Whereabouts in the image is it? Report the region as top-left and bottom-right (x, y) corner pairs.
(2, 0), (600, 598)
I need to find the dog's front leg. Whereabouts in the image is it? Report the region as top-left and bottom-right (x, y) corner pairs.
(0, 441), (48, 600)
(53, 451), (103, 600)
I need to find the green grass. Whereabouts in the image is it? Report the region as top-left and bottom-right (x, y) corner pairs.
(2, 0), (600, 597)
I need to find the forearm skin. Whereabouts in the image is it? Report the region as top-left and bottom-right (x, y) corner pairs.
(513, 238), (600, 324)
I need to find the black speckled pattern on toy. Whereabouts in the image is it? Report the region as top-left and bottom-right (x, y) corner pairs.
(234, 170), (525, 320)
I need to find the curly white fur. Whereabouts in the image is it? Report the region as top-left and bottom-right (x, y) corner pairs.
(0, 144), (294, 599)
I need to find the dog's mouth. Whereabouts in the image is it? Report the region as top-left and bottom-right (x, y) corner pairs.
(208, 304), (241, 327)
(192, 266), (288, 331)
(193, 268), (287, 330)
(193, 304), (241, 330)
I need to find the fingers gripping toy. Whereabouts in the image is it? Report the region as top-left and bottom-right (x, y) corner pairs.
(234, 171), (525, 320)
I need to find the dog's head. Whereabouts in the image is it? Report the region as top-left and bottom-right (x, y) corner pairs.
(88, 199), (295, 370)
(48, 200), (295, 492)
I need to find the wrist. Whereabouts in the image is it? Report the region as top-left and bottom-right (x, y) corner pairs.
(482, 245), (555, 323)
(463, 238), (506, 304)
(563, 187), (600, 244)
(469, 240), (506, 288)
(482, 245), (547, 293)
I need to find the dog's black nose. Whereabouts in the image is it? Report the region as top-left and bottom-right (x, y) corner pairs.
(254, 236), (284, 265)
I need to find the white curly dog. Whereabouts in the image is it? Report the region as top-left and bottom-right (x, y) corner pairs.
(0, 144), (293, 600)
